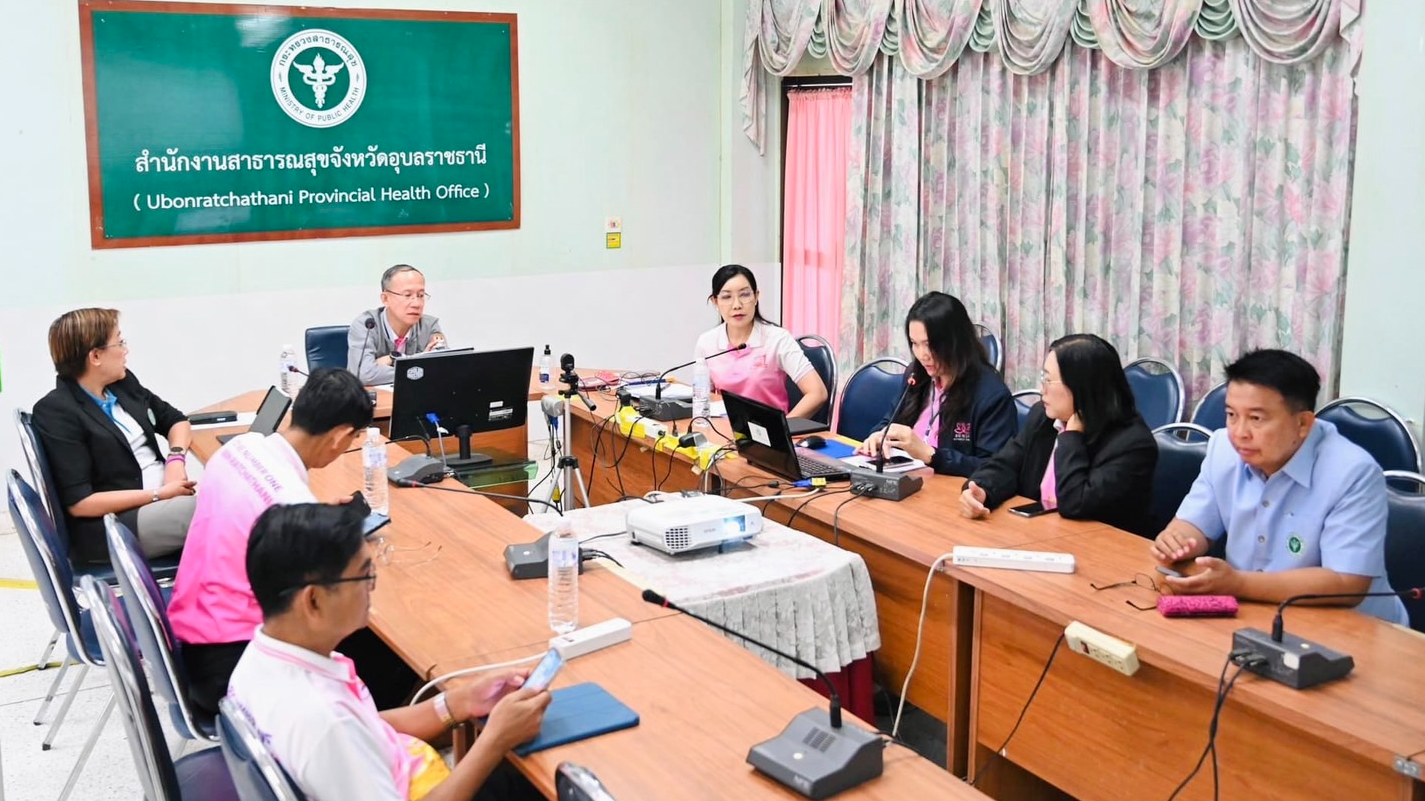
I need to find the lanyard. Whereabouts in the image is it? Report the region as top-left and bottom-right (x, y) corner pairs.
(84, 388), (132, 434)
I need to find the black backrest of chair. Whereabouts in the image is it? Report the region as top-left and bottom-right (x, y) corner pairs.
(1149, 425), (1211, 537)
(7, 470), (86, 649)
(1191, 381), (1228, 431)
(82, 575), (179, 801)
(1318, 398), (1422, 474)
(783, 335), (837, 426)
(835, 358), (908, 442)
(218, 698), (307, 801)
(15, 409), (71, 543)
(1126, 358), (1185, 430)
(1384, 472), (1425, 633)
(304, 326), (349, 372)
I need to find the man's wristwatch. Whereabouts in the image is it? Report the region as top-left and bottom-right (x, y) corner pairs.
(433, 692), (457, 729)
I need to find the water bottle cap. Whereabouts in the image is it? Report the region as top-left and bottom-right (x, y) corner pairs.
(366, 427), (380, 439)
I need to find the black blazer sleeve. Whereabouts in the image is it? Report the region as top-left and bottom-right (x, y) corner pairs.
(1052, 416), (1158, 534)
(970, 404), (1047, 508)
(930, 383), (1018, 478)
(30, 391), (97, 510)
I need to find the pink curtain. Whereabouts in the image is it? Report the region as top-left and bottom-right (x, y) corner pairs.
(783, 87), (852, 340)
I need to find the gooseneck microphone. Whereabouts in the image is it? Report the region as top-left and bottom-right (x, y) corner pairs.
(1270, 587), (1422, 642)
(641, 588), (884, 798)
(653, 343), (747, 401)
(875, 372), (918, 474)
(1232, 585), (1422, 689)
(355, 314), (378, 383)
(642, 588), (842, 727)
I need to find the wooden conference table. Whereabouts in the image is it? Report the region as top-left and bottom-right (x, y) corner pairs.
(189, 389), (988, 801)
(563, 383), (1425, 800)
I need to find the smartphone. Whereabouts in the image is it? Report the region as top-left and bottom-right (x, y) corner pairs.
(524, 648), (565, 692)
(883, 455), (914, 466)
(1009, 502), (1053, 518)
(1155, 565), (1184, 579)
(362, 512), (391, 538)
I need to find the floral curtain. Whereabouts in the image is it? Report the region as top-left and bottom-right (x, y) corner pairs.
(842, 32), (1357, 401)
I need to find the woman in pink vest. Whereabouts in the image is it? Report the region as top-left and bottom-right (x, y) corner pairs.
(693, 265), (828, 418)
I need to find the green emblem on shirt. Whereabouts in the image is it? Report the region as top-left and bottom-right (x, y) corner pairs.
(1288, 535), (1302, 554)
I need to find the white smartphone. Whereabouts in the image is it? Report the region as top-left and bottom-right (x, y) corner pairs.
(524, 648), (565, 692)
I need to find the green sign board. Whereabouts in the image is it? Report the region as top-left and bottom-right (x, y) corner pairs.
(79, 2), (521, 248)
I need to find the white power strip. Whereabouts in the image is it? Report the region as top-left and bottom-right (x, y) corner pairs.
(1064, 621), (1140, 676)
(950, 546), (1076, 574)
(550, 617), (633, 659)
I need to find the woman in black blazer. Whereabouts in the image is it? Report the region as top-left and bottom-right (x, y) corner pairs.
(31, 309), (196, 564)
(961, 334), (1158, 537)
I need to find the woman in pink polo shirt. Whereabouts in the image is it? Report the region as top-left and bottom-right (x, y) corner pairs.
(693, 265), (828, 418)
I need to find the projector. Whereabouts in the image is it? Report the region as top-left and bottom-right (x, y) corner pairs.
(627, 495), (762, 555)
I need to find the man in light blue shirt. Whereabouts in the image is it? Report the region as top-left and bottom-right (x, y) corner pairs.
(1151, 349), (1407, 625)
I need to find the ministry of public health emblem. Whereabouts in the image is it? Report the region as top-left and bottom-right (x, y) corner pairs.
(270, 29), (366, 128)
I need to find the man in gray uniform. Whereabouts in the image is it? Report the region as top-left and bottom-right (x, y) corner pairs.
(347, 264), (446, 385)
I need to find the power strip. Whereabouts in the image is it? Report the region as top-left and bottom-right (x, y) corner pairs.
(549, 617), (633, 659)
(950, 546), (1076, 574)
(1064, 621), (1140, 676)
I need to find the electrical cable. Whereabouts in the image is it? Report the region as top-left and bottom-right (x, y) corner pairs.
(970, 633), (1067, 787)
(892, 552), (955, 739)
(393, 481), (563, 515)
(1166, 651), (1258, 801)
(413, 651), (546, 704)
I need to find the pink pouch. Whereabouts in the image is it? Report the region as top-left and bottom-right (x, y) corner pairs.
(1158, 595), (1239, 617)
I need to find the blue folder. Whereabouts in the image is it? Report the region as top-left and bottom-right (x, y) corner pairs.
(513, 682), (639, 756)
(809, 439), (857, 459)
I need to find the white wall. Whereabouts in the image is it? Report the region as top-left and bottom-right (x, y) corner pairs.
(1339, 2), (1425, 429)
(0, 0), (785, 475)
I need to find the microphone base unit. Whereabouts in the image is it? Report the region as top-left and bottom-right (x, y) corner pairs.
(504, 532), (587, 581)
(847, 467), (923, 502)
(388, 455), (447, 485)
(746, 707), (884, 799)
(638, 398), (694, 422)
(1231, 627), (1355, 690)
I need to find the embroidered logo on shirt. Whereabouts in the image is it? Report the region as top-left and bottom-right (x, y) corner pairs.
(1287, 535), (1303, 555)
(952, 422), (972, 442)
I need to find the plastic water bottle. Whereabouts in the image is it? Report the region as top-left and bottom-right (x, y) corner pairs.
(362, 428), (389, 515)
(539, 344), (553, 388)
(691, 358), (711, 429)
(278, 344), (298, 396)
(548, 518), (579, 634)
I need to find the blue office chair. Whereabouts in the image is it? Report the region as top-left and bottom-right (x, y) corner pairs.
(218, 698), (308, 801)
(1011, 390), (1041, 431)
(1382, 471), (1425, 633)
(782, 334), (838, 426)
(1317, 397), (1422, 475)
(1125, 357), (1185, 430)
(1148, 424), (1212, 537)
(835, 357), (909, 442)
(106, 516), (216, 742)
(975, 324), (1004, 373)
(304, 325), (348, 372)
(7, 470), (114, 801)
(1191, 380), (1228, 431)
(80, 576), (239, 801)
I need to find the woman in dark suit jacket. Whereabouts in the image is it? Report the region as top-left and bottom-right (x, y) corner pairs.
(31, 308), (196, 564)
(961, 334), (1158, 536)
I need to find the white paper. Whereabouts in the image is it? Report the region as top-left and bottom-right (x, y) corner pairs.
(625, 383), (693, 401)
(838, 447), (926, 473)
(748, 421), (772, 447)
(708, 401), (727, 418)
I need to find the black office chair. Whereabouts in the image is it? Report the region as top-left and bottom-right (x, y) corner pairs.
(1382, 471), (1425, 633)
(1191, 380), (1228, 431)
(80, 576), (238, 801)
(835, 357), (908, 442)
(782, 334), (838, 426)
(1011, 390), (1041, 431)
(1317, 397), (1422, 475)
(1125, 357), (1185, 430)
(304, 325), (348, 372)
(217, 698), (307, 801)
(1148, 423), (1212, 537)
(974, 324), (1003, 373)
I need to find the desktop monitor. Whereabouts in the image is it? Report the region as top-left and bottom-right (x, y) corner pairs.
(389, 346), (534, 470)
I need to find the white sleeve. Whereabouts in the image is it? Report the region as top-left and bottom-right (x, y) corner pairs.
(772, 328), (814, 383)
(692, 328), (717, 361)
(291, 715), (404, 801)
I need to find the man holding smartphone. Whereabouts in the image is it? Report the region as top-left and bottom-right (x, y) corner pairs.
(1149, 350), (1407, 625)
(228, 503), (550, 801)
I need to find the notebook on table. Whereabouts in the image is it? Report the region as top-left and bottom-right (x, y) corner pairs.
(216, 386), (290, 445)
(721, 390), (849, 481)
(512, 682), (640, 756)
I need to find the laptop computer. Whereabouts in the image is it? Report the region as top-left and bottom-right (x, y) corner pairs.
(216, 386), (291, 445)
(722, 390), (848, 481)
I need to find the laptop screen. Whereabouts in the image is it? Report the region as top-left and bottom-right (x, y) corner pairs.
(721, 390), (802, 481)
(250, 386), (292, 435)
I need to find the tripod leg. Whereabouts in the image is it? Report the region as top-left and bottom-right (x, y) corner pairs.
(572, 466), (591, 510)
